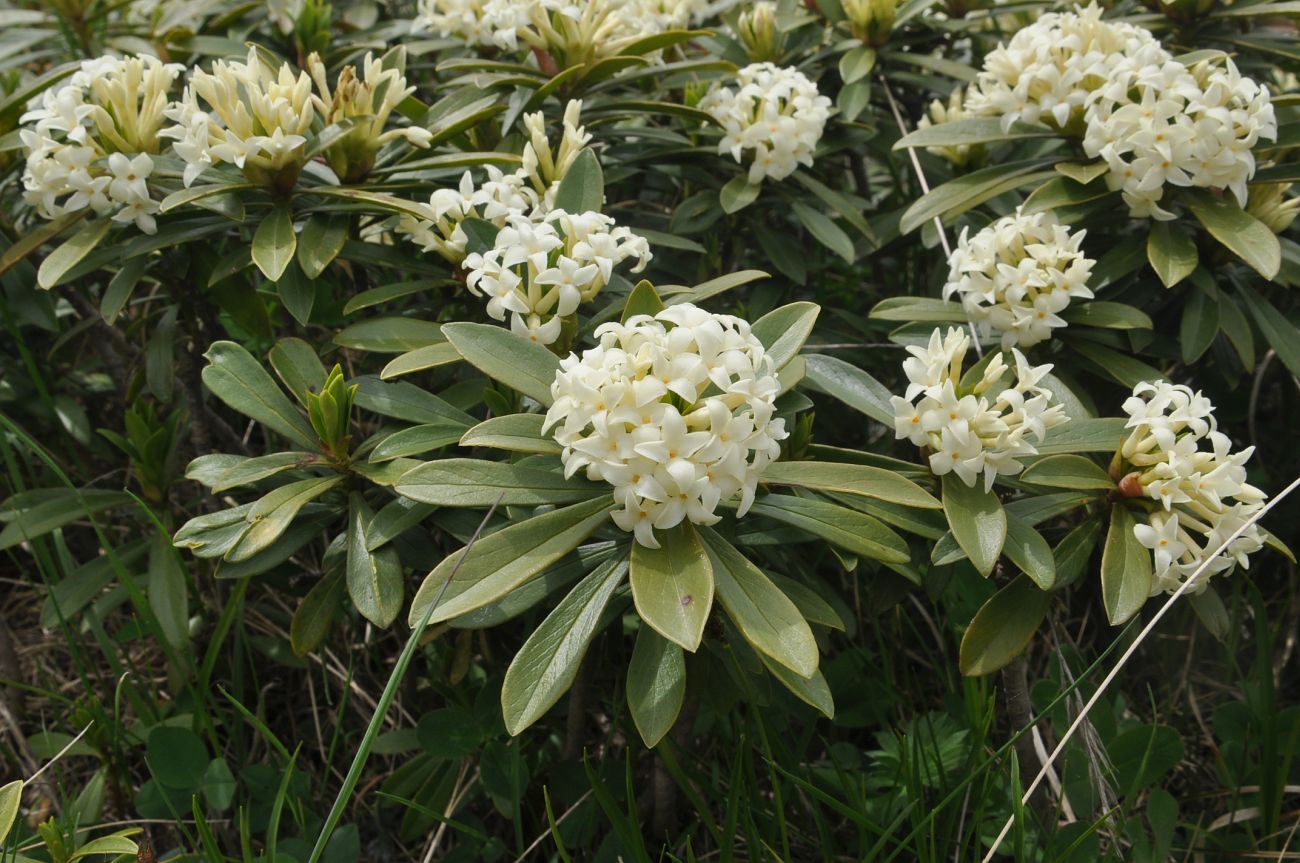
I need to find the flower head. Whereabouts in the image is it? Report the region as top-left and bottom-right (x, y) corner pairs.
(890, 327), (1070, 491)
(699, 62), (832, 184)
(543, 303), (787, 547)
(20, 54), (183, 234)
(944, 209), (1094, 348)
(1120, 380), (1267, 593)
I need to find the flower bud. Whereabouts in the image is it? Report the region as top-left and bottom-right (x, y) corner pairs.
(842, 0), (896, 47)
(1247, 182), (1300, 235)
(736, 1), (780, 62)
(1142, 0), (1217, 25)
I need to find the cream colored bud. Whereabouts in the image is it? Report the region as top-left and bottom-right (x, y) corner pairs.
(842, 0), (896, 47)
(737, 2), (780, 62)
(1247, 183), (1300, 235)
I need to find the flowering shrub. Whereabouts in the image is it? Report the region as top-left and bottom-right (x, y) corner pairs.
(1, 0), (1298, 858)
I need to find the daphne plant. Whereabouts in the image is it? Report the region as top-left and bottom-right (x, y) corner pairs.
(391, 283), (942, 742)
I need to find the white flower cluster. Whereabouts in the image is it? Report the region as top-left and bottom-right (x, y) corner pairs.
(964, 3), (1166, 133)
(699, 62), (832, 183)
(944, 209), (1094, 349)
(414, 0), (700, 62)
(890, 327), (1069, 491)
(966, 4), (1277, 220)
(1120, 381), (1267, 594)
(161, 48), (316, 189)
(20, 55), (183, 234)
(463, 208), (651, 344)
(543, 304), (787, 548)
(1083, 56), (1276, 219)
(397, 101), (649, 343)
(396, 100), (592, 263)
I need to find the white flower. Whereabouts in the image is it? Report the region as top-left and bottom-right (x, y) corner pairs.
(965, 3), (1167, 133)
(699, 62), (832, 183)
(891, 327), (1069, 491)
(944, 209), (1094, 349)
(19, 54), (182, 235)
(543, 303), (787, 548)
(160, 48), (316, 189)
(1120, 380), (1268, 593)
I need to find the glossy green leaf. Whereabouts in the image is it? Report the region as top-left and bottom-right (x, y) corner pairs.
(147, 726), (208, 790)
(870, 297), (967, 322)
(460, 413), (562, 455)
(268, 338), (328, 406)
(941, 475), (1006, 577)
(746, 494), (910, 566)
(290, 572), (344, 656)
(1238, 283), (1300, 377)
(443, 322), (560, 406)
(626, 626), (685, 747)
(894, 117), (1056, 149)
(720, 175), (760, 214)
(551, 148), (604, 213)
(759, 653), (834, 718)
(761, 461), (939, 509)
(900, 159), (1056, 235)
(1180, 281), (1219, 364)
(37, 216), (112, 289)
(1147, 220), (1198, 288)
(346, 494), (403, 628)
(839, 45), (877, 83)
(793, 202), (855, 263)
(700, 527), (817, 678)
(148, 531), (189, 649)
(395, 458), (604, 506)
(210, 452), (320, 493)
(1004, 513), (1055, 590)
(751, 302), (820, 370)
(1101, 504), (1152, 626)
(227, 476), (342, 563)
(380, 343), (461, 379)
(621, 280), (666, 322)
(959, 575), (1051, 676)
(1060, 301), (1152, 330)
(297, 215), (349, 279)
(501, 556), (628, 735)
(409, 495), (615, 625)
(802, 354), (895, 425)
(1020, 455), (1115, 490)
(630, 522), (714, 652)
(202, 341), (318, 449)
(1034, 417), (1127, 455)
(334, 318), (445, 353)
(252, 206), (296, 281)
(0, 780), (21, 847)
(1185, 190), (1280, 279)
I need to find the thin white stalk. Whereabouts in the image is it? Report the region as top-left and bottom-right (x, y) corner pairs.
(27, 720), (94, 785)
(981, 473), (1300, 862)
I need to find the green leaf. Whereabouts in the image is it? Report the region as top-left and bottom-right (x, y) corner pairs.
(839, 45), (877, 83)
(793, 202), (855, 263)
(1188, 587), (1230, 641)
(1179, 280), (1219, 364)
(1004, 513), (1055, 590)
(1034, 417), (1127, 455)
(297, 215), (349, 279)
(202, 341), (318, 449)
(353, 377), (475, 426)
(1020, 455), (1115, 490)
(443, 322), (560, 406)
(1060, 301), (1152, 330)
(745, 494), (910, 565)
(408, 495), (615, 625)
(1147, 220), (1198, 288)
(1185, 190), (1281, 279)
(381, 343), (462, 379)
(802, 354), (895, 425)
(227, 476), (343, 563)
(347, 494), (403, 628)
(1021, 176), (1113, 214)
(959, 575), (1051, 676)
(1052, 517), (1103, 591)
(147, 726), (208, 790)
(275, 263), (314, 325)
(459, 413), (562, 455)
(893, 117), (1056, 150)
(269, 338), (327, 406)
(630, 522), (714, 652)
(663, 269), (768, 305)
(0, 780), (21, 847)
(37, 217), (112, 289)
(367, 423), (465, 462)
(395, 458), (604, 506)
(210, 452), (320, 493)
(761, 461), (939, 509)
(720, 175), (761, 214)
(1070, 338), (1165, 389)
(101, 256), (147, 323)
(870, 297), (967, 322)
(759, 654), (834, 718)
(941, 475), (1006, 577)
(335, 317), (445, 353)
(146, 305), (178, 403)
(501, 556), (628, 735)
(252, 205), (297, 281)
(0, 489), (133, 551)
(621, 280), (665, 322)
(1054, 161), (1110, 184)
(900, 159), (1056, 235)
(700, 527), (817, 678)
(69, 835), (138, 860)
(626, 627), (685, 748)
(290, 572), (344, 656)
(148, 531), (189, 649)
(1238, 283), (1300, 377)
(751, 302), (820, 370)
(551, 148), (604, 213)
(1101, 505), (1152, 626)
